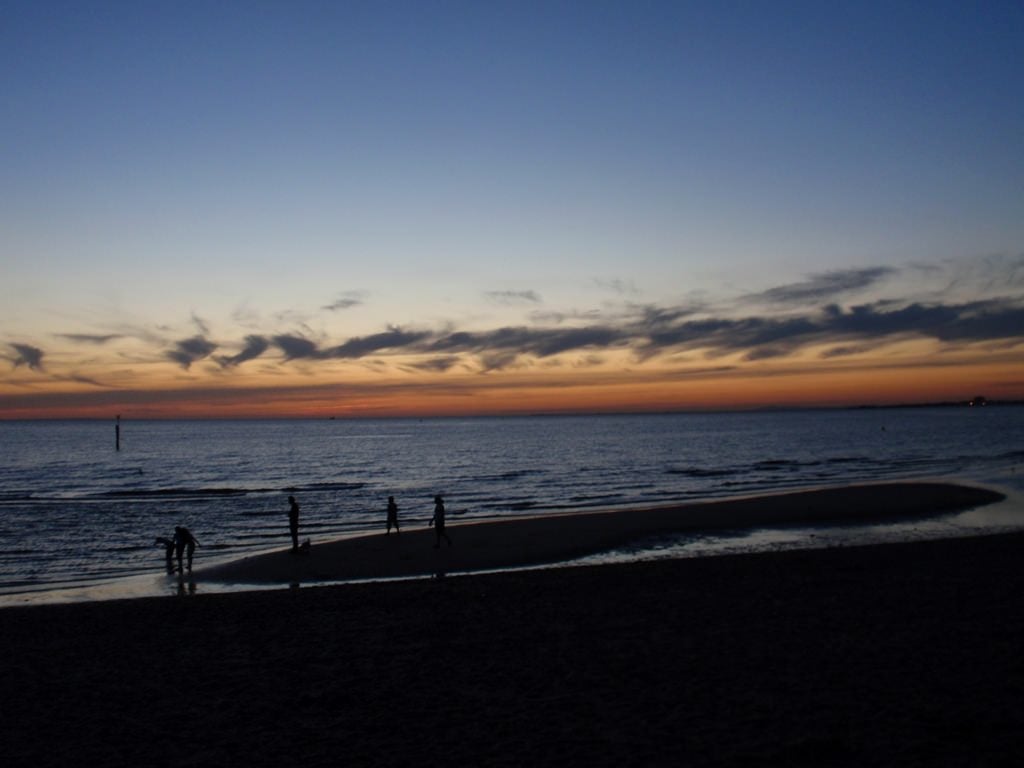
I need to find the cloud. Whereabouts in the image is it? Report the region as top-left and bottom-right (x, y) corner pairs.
(934, 252), (1024, 297)
(634, 297), (1024, 360)
(323, 298), (362, 311)
(56, 333), (123, 344)
(484, 290), (542, 305)
(929, 300), (1024, 342)
(1001, 254), (1024, 288)
(107, 323), (169, 347)
(638, 315), (819, 360)
(270, 329), (430, 364)
(743, 346), (793, 361)
(218, 335), (270, 367)
(9, 343), (45, 370)
(820, 344), (872, 358)
(231, 303), (264, 329)
(527, 327), (622, 357)
(637, 303), (704, 328)
(272, 334), (321, 360)
(273, 309), (314, 326)
(478, 349), (522, 371)
(819, 300), (1024, 342)
(427, 325), (626, 368)
(410, 356), (462, 373)
(527, 307), (610, 325)
(24, 264), (1024, 387)
(324, 327), (432, 358)
(323, 291), (366, 312)
(166, 336), (217, 369)
(191, 312), (211, 336)
(61, 373), (108, 387)
(528, 310), (569, 324)
(746, 267), (897, 306)
(343, 295), (1009, 370)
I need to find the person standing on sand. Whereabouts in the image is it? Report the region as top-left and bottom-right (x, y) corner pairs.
(386, 495), (400, 534)
(173, 526), (200, 573)
(429, 494), (452, 548)
(288, 495), (300, 552)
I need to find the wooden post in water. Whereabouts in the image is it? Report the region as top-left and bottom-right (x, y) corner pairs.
(115, 414), (121, 451)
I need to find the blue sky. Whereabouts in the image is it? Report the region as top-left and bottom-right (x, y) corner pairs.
(2, 1), (1023, 415)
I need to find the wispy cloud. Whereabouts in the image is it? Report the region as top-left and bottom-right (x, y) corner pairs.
(484, 290), (542, 305)
(56, 333), (124, 345)
(191, 312), (211, 336)
(936, 252), (1024, 296)
(60, 373), (109, 387)
(409, 356), (462, 373)
(323, 291), (367, 312)
(820, 344), (873, 359)
(744, 267), (898, 306)
(528, 307), (609, 325)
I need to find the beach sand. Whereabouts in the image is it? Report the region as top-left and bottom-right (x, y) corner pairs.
(3, 482), (1021, 767)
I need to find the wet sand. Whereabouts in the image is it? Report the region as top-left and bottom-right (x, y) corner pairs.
(2, 482), (1021, 766)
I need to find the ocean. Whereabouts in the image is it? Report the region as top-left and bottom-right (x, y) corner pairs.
(2, 407), (1022, 602)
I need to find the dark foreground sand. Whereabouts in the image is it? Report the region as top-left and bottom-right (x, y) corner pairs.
(3, 484), (1022, 767)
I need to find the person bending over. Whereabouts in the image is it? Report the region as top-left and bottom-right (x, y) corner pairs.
(173, 526), (200, 573)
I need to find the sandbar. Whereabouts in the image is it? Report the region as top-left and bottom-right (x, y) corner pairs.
(199, 481), (1004, 584)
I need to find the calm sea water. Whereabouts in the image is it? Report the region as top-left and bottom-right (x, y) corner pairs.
(1, 408), (1022, 598)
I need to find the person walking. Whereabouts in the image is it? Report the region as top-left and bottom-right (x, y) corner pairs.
(386, 496), (400, 535)
(288, 495), (300, 552)
(429, 494), (452, 548)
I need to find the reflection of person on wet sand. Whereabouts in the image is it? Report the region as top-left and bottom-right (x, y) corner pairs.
(155, 536), (175, 573)
(386, 496), (400, 535)
(173, 526), (200, 573)
(288, 495), (300, 552)
(429, 495), (452, 548)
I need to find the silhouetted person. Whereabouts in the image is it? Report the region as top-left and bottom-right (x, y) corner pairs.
(173, 526), (200, 573)
(288, 495), (300, 552)
(429, 495), (452, 548)
(386, 496), (400, 534)
(155, 536), (174, 573)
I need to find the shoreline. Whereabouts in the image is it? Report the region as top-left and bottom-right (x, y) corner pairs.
(199, 480), (1006, 586)
(0, 480), (1010, 608)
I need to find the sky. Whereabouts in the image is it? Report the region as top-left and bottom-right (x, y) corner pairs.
(2, 0), (1023, 418)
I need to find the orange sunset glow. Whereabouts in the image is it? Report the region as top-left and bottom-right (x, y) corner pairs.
(3, 337), (1021, 419)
